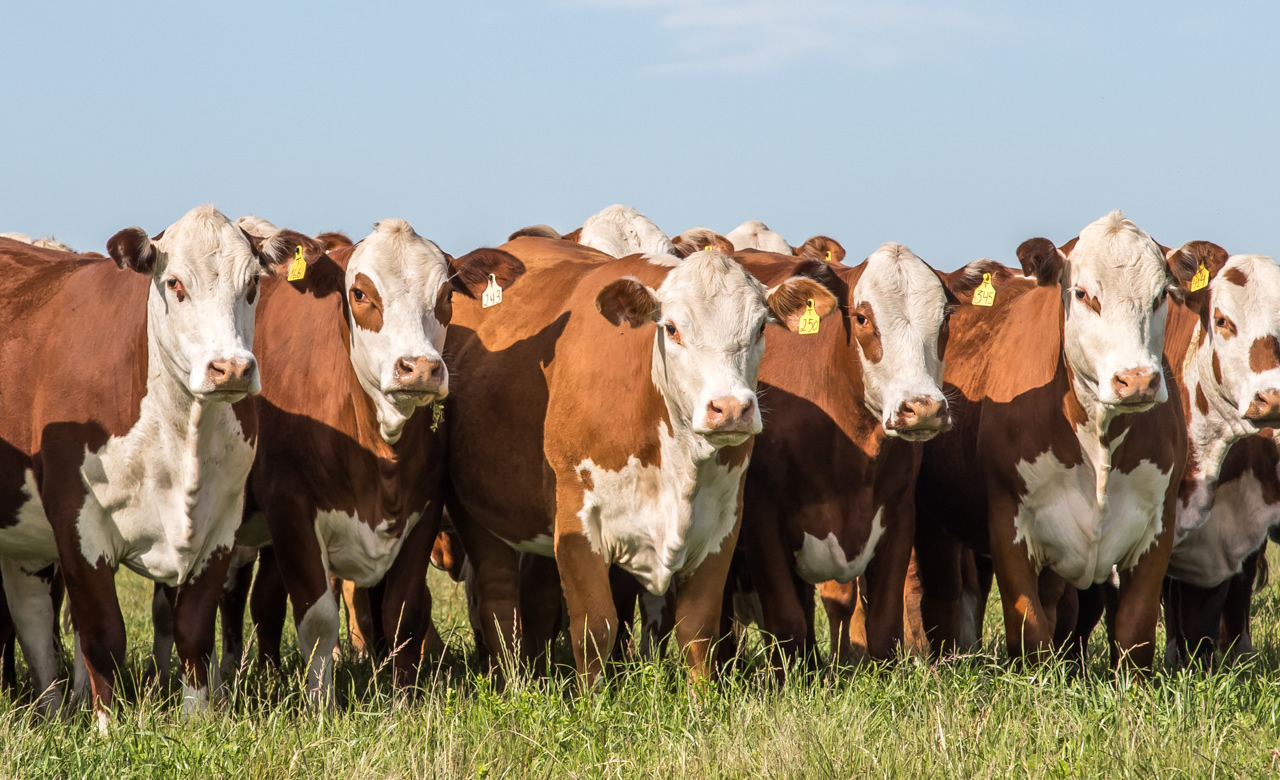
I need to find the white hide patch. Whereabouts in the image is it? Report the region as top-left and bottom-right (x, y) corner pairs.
(0, 470), (57, 565)
(793, 509), (885, 584)
(1012, 448), (1169, 589)
(725, 220), (792, 254)
(76, 393), (254, 586)
(1168, 470), (1278, 588)
(574, 426), (745, 596)
(296, 594), (339, 701)
(576, 205), (676, 258)
(506, 533), (554, 556)
(313, 508), (422, 588)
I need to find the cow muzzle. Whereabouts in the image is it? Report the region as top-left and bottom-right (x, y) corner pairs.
(203, 357), (256, 398)
(1110, 368), (1162, 407)
(698, 395), (759, 443)
(386, 355), (447, 404)
(884, 396), (951, 441)
(1245, 388), (1280, 426)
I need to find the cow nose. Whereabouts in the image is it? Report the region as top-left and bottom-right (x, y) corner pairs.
(1111, 368), (1161, 404)
(887, 396), (948, 436)
(393, 356), (445, 390)
(705, 396), (755, 432)
(1245, 389), (1280, 422)
(206, 358), (255, 392)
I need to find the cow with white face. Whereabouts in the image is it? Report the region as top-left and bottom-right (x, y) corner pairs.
(445, 236), (837, 682)
(914, 211), (1191, 671)
(725, 242), (952, 670)
(237, 218), (524, 702)
(0, 206), (315, 722)
(724, 220), (848, 265)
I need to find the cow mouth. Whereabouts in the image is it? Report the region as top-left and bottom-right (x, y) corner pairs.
(889, 426), (945, 442)
(197, 385), (254, 402)
(1109, 398), (1158, 413)
(387, 388), (444, 406)
(699, 429), (754, 448)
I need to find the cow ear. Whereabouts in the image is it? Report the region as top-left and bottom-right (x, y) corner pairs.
(1016, 237), (1065, 286)
(1166, 240), (1228, 292)
(247, 228), (327, 275)
(767, 276), (839, 333)
(450, 248), (526, 299)
(107, 227), (157, 274)
(596, 277), (659, 327)
(795, 235), (846, 264)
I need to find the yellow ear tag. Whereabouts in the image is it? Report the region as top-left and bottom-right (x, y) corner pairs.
(824, 250), (833, 262)
(1189, 261), (1209, 292)
(972, 273), (996, 307)
(482, 273), (503, 308)
(703, 245), (713, 252)
(797, 299), (820, 335)
(286, 245), (307, 282)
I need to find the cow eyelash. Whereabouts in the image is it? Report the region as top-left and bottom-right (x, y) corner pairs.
(351, 288), (367, 303)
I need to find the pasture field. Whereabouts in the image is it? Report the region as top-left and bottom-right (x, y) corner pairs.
(1, 557), (1279, 779)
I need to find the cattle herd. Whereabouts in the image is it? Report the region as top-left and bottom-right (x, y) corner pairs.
(1, 203), (1278, 729)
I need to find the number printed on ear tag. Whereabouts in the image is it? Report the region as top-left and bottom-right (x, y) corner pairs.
(287, 245), (307, 282)
(972, 273), (996, 307)
(798, 299), (820, 335)
(1190, 261), (1209, 292)
(482, 274), (503, 308)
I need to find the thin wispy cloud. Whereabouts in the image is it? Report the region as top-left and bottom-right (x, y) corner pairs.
(565, 0), (1005, 73)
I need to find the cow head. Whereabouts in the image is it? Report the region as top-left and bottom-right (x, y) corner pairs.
(343, 219), (524, 443)
(107, 205), (311, 402)
(1018, 211), (1175, 413)
(596, 250), (837, 448)
(849, 243), (952, 440)
(1170, 243), (1280, 428)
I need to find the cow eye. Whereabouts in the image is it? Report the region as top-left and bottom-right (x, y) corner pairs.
(1073, 288), (1086, 300)
(854, 313), (868, 327)
(1215, 316), (1226, 328)
(165, 278), (186, 301)
(351, 287), (367, 303)
(665, 322), (678, 338)
(757, 320), (767, 338)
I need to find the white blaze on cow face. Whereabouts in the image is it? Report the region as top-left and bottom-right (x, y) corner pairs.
(577, 204), (676, 258)
(725, 220), (792, 254)
(1203, 255), (1280, 426)
(137, 206), (270, 401)
(1060, 211), (1172, 411)
(344, 219), (452, 444)
(651, 251), (771, 447)
(850, 243), (950, 440)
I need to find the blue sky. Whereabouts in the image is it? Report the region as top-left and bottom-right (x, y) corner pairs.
(3, 1), (1277, 270)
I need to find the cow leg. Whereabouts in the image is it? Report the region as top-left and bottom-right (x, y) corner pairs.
(218, 556), (255, 680)
(149, 583), (176, 687)
(520, 554), (565, 671)
(914, 533), (967, 657)
(454, 514), (522, 671)
(342, 580), (374, 660)
(268, 507), (338, 705)
(1167, 578), (1229, 671)
(1109, 504), (1176, 674)
(638, 587), (675, 659)
(988, 492), (1053, 662)
(607, 565), (640, 662)
(555, 529), (617, 685)
(0, 559), (62, 712)
(746, 520), (812, 673)
(1220, 547), (1262, 664)
(673, 518), (741, 681)
(377, 515), (437, 690)
(862, 501), (914, 662)
(1067, 584), (1105, 665)
(171, 548), (233, 713)
(249, 547), (288, 668)
(819, 579), (861, 664)
(0, 568), (16, 692)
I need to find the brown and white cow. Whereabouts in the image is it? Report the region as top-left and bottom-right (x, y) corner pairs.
(444, 237), (837, 681)
(724, 220), (847, 264)
(229, 218), (523, 701)
(0, 206), (315, 722)
(913, 211), (1195, 671)
(727, 244), (952, 667)
(1149, 247), (1280, 667)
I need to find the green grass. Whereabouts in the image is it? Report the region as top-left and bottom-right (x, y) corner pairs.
(2, 559), (1280, 779)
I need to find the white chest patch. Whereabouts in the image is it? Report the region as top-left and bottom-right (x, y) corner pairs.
(1168, 471), (1279, 588)
(793, 509), (885, 584)
(313, 508), (423, 588)
(574, 427), (745, 596)
(72, 395), (254, 586)
(0, 470), (58, 567)
(1011, 448), (1170, 589)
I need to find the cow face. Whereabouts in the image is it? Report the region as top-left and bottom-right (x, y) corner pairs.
(1020, 211), (1173, 412)
(849, 243), (952, 440)
(343, 220), (453, 443)
(1200, 254), (1280, 427)
(107, 205), (298, 401)
(596, 250), (836, 448)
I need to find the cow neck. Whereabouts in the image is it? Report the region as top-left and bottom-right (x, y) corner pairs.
(1167, 300), (1255, 525)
